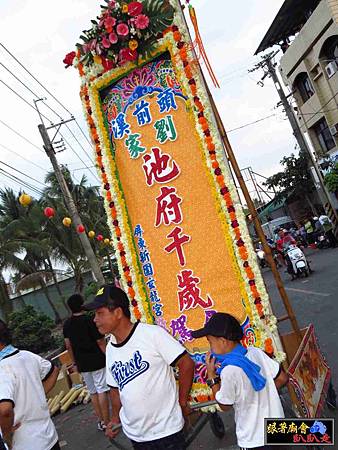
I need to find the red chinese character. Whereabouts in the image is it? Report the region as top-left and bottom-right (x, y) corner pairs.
(321, 434), (332, 444)
(293, 434), (306, 443)
(177, 269), (214, 312)
(164, 226), (190, 266)
(155, 186), (183, 227)
(142, 147), (180, 186)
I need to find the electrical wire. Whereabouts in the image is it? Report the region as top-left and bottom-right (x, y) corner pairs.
(0, 118), (44, 154)
(227, 114), (276, 133)
(0, 43), (95, 163)
(0, 143), (46, 171)
(0, 160), (45, 186)
(0, 167), (44, 196)
(0, 78), (98, 180)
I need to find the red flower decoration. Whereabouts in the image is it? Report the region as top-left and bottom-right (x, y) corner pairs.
(63, 51), (76, 68)
(119, 48), (137, 62)
(116, 23), (129, 36)
(135, 14), (149, 30)
(128, 1), (143, 16)
(102, 58), (115, 71)
(104, 16), (116, 29)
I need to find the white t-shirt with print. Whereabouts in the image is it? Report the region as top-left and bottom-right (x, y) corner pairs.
(215, 346), (284, 448)
(0, 350), (58, 450)
(106, 322), (185, 442)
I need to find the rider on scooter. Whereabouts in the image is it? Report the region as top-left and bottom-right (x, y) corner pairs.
(276, 229), (296, 274)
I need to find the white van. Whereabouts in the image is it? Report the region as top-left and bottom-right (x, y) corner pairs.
(261, 216), (295, 240)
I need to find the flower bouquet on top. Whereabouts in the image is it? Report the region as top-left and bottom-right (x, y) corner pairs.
(63, 0), (175, 71)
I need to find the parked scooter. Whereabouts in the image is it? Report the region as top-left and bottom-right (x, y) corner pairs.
(285, 244), (312, 279)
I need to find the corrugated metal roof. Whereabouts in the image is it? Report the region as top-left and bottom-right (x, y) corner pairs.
(255, 0), (322, 55)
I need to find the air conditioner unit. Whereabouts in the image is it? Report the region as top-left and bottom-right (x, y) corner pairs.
(329, 124), (338, 136)
(325, 61), (338, 78)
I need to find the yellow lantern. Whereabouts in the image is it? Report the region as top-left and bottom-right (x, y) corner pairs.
(19, 193), (32, 207)
(88, 230), (95, 238)
(62, 217), (72, 227)
(104, 238), (110, 245)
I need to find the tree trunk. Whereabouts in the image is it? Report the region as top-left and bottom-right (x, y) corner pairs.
(0, 273), (13, 321)
(74, 269), (84, 293)
(304, 193), (318, 216)
(45, 257), (70, 314)
(39, 276), (62, 323)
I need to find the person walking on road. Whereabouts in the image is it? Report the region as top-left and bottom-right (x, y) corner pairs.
(0, 320), (60, 450)
(191, 313), (288, 450)
(63, 294), (110, 431)
(85, 285), (195, 450)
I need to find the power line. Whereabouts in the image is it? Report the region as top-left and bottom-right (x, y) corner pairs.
(0, 118), (44, 153)
(0, 43), (96, 162)
(0, 142), (47, 172)
(0, 78), (98, 180)
(0, 160), (46, 187)
(0, 42), (72, 117)
(0, 167), (44, 196)
(227, 114), (276, 133)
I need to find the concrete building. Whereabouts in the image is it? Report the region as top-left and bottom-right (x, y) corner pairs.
(256, 0), (338, 216)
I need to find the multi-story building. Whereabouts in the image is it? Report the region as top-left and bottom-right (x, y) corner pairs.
(256, 0), (338, 215)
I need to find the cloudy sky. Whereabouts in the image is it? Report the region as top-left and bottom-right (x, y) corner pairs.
(0, 0), (295, 201)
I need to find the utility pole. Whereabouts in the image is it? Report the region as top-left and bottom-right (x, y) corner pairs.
(250, 52), (338, 227)
(38, 122), (105, 285)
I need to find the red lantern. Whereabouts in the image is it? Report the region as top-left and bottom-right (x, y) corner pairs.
(44, 207), (55, 219)
(97, 234), (103, 241)
(77, 224), (85, 233)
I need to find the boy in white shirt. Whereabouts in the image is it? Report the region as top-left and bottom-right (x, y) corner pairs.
(191, 313), (288, 450)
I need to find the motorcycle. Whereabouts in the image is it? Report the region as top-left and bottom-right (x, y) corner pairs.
(285, 244), (312, 279)
(316, 232), (330, 249)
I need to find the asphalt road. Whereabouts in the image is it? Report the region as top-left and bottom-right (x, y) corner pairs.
(54, 246), (338, 450)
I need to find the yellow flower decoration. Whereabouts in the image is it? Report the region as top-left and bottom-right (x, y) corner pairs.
(93, 54), (101, 65)
(122, 3), (128, 13)
(129, 39), (138, 50)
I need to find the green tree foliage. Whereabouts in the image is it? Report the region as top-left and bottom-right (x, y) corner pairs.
(264, 150), (316, 210)
(9, 305), (56, 354)
(324, 162), (338, 193)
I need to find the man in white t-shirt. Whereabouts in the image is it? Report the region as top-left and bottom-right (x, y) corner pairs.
(191, 313), (289, 450)
(85, 285), (195, 449)
(0, 320), (60, 450)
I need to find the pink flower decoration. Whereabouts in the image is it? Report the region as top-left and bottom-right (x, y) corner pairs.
(119, 47), (137, 63)
(109, 32), (118, 44)
(128, 1), (143, 16)
(116, 23), (129, 36)
(101, 37), (111, 49)
(135, 14), (149, 30)
(104, 16), (116, 29)
(108, 0), (116, 8)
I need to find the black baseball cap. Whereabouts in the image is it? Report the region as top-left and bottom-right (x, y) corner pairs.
(191, 312), (243, 341)
(84, 284), (129, 311)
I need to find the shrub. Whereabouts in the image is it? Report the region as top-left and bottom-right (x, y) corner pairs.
(9, 305), (56, 354)
(324, 163), (338, 193)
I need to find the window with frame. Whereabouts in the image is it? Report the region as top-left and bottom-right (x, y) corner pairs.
(294, 73), (315, 104)
(312, 118), (335, 152)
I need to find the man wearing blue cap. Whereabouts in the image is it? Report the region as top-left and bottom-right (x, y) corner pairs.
(191, 312), (288, 450)
(85, 285), (195, 450)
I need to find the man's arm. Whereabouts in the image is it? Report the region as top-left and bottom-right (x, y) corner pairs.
(96, 337), (107, 354)
(64, 338), (76, 369)
(206, 353), (232, 412)
(0, 401), (15, 449)
(105, 388), (122, 440)
(274, 369), (289, 390)
(175, 353), (194, 415)
(42, 366), (60, 394)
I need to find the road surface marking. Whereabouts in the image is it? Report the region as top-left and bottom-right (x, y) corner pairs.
(285, 287), (330, 297)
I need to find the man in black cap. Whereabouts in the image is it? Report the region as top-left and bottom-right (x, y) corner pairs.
(85, 285), (195, 450)
(191, 312), (288, 450)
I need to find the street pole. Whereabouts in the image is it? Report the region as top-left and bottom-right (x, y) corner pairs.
(252, 53), (338, 227)
(38, 123), (105, 285)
